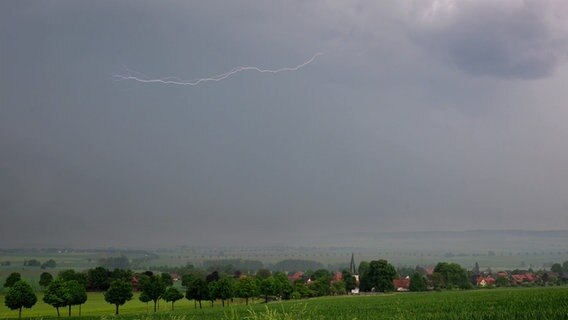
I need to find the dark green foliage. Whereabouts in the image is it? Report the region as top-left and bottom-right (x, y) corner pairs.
(87, 266), (111, 291)
(496, 276), (510, 287)
(98, 256), (131, 270)
(24, 259), (41, 267)
(41, 259), (57, 269)
(43, 279), (68, 317)
(185, 277), (209, 309)
(551, 263), (563, 273)
(181, 274), (195, 288)
(58, 269), (88, 287)
(362, 260), (396, 292)
(163, 286), (184, 310)
(331, 280), (346, 295)
(39, 272), (53, 288)
(110, 268), (132, 282)
(271, 259), (324, 272)
(4, 272), (21, 288)
(104, 279), (133, 315)
(259, 277), (275, 303)
(139, 274), (166, 312)
(433, 262), (471, 289)
(409, 273), (427, 292)
(161, 273), (173, 286)
(4, 280), (37, 319)
(213, 277), (235, 307)
(65, 280), (87, 316)
(206, 271), (220, 283)
(358, 261), (371, 291)
(236, 276), (258, 304)
(256, 268), (271, 279)
(273, 272), (293, 300)
(139, 292), (151, 312)
(341, 269), (357, 292)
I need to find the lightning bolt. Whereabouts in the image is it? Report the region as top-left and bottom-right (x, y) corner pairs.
(113, 53), (323, 86)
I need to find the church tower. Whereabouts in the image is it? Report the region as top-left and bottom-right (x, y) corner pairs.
(349, 252), (360, 294)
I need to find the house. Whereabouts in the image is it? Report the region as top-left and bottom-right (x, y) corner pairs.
(331, 272), (343, 283)
(393, 277), (410, 291)
(476, 276), (496, 287)
(288, 271), (304, 282)
(170, 273), (181, 282)
(511, 273), (536, 285)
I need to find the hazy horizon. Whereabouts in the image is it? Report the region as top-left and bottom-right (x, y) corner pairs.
(3, 1), (568, 249)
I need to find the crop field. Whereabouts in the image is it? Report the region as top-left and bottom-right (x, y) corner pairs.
(1, 287), (567, 320)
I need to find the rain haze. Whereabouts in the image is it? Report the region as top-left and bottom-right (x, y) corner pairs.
(2, 0), (568, 249)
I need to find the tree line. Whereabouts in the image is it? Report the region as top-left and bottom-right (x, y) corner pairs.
(4, 258), (568, 318)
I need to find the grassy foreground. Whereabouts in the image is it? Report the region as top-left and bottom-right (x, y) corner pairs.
(1, 287), (568, 319)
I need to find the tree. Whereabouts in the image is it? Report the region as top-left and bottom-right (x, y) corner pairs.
(207, 281), (218, 307)
(341, 269), (357, 293)
(65, 280), (87, 316)
(58, 270), (88, 288)
(181, 274), (195, 289)
(330, 280), (346, 295)
(186, 278), (209, 309)
(236, 276), (258, 305)
(409, 273), (427, 292)
(214, 277), (235, 307)
(41, 259), (57, 269)
(256, 268), (271, 279)
(4, 280), (37, 319)
(259, 277), (275, 303)
(563, 260), (568, 273)
(39, 272), (54, 288)
(139, 292), (151, 312)
(24, 259), (41, 267)
(163, 287), (184, 310)
(88, 266), (110, 291)
(4, 272), (21, 288)
(358, 261), (371, 291)
(495, 276), (510, 287)
(433, 262), (471, 289)
(43, 279), (69, 317)
(363, 260), (396, 292)
(551, 263), (563, 274)
(139, 274), (166, 312)
(104, 279), (133, 315)
(161, 273), (174, 287)
(273, 272), (293, 300)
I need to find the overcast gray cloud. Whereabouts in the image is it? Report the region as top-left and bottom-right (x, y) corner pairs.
(406, 0), (568, 79)
(1, 1), (568, 248)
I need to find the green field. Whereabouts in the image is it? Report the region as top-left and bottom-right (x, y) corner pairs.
(1, 287), (567, 319)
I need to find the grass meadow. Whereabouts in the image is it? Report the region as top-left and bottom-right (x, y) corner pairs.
(1, 287), (567, 320)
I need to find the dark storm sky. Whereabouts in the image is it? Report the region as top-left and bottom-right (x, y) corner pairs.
(2, 1), (568, 248)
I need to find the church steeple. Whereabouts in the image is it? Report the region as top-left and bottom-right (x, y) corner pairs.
(350, 252), (357, 275)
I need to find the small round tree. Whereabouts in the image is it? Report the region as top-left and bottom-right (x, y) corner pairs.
(104, 279), (133, 315)
(4, 272), (22, 288)
(39, 272), (54, 288)
(4, 280), (37, 319)
(66, 280), (87, 316)
(139, 292), (151, 312)
(163, 286), (184, 310)
(43, 279), (69, 318)
(139, 274), (166, 312)
(409, 273), (427, 292)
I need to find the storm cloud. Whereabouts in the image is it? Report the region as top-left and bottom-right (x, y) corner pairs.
(1, 1), (568, 248)
(407, 0), (568, 79)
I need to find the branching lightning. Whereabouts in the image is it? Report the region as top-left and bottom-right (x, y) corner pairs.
(113, 53), (323, 86)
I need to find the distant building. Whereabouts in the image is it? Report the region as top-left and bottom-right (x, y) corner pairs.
(393, 277), (410, 291)
(350, 253), (360, 294)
